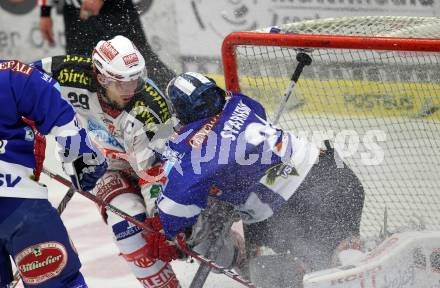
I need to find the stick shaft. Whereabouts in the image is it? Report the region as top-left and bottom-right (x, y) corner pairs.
(273, 52), (312, 125)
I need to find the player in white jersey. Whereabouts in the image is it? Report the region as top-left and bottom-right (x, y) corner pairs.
(32, 36), (180, 288)
(141, 72), (365, 286)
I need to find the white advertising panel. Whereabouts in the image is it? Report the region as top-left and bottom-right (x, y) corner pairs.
(175, 0), (438, 57)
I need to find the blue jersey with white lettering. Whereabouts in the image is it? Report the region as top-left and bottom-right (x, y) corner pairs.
(158, 93), (320, 239)
(0, 60), (80, 202)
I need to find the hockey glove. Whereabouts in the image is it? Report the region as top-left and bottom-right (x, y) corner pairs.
(57, 128), (107, 192)
(66, 154), (108, 192)
(143, 216), (179, 262)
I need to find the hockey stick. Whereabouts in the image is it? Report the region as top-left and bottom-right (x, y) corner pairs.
(9, 187), (76, 288)
(41, 168), (259, 288)
(272, 52), (312, 125)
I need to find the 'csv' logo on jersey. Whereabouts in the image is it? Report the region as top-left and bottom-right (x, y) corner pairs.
(0, 174), (21, 187)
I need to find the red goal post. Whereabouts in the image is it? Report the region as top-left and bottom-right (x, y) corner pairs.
(221, 16), (440, 238)
(223, 32), (440, 92)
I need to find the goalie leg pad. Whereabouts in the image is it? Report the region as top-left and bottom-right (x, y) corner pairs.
(107, 193), (180, 288)
(91, 170), (141, 222)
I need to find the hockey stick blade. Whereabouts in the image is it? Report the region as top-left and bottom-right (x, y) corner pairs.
(41, 168), (259, 288)
(273, 52), (312, 125)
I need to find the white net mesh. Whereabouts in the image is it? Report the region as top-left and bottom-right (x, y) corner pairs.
(263, 16), (440, 38)
(224, 16), (440, 238)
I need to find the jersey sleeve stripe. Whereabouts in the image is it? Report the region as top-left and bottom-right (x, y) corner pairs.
(41, 57), (53, 75)
(49, 118), (81, 137)
(157, 195), (202, 218)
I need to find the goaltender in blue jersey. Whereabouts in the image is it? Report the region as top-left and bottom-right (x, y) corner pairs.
(159, 88), (320, 237)
(0, 60), (106, 288)
(142, 72), (365, 283)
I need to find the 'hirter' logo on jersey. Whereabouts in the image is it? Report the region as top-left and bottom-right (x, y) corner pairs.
(0, 174), (21, 187)
(57, 69), (91, 86)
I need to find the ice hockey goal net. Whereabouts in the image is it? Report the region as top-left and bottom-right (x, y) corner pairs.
(222, 16), (440, 238)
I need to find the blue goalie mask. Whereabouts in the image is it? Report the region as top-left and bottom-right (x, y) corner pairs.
(166, 72), (226, 124)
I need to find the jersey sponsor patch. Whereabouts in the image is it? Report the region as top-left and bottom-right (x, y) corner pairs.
(0, 60), (33, 76)
(87, 119), (123, 149)
(263, 162), (299, 186)
(112, 213), (146, 241)
(188, 114), (221, 148)
(15, 242), (68, 284)
(57, 68), (92, 86)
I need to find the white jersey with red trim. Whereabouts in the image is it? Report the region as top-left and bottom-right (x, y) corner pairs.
(31, 55), (173, 175)
(31, 55), (181, 288)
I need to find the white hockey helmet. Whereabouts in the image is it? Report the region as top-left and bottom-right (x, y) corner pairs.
(92, 35), (147, 82)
